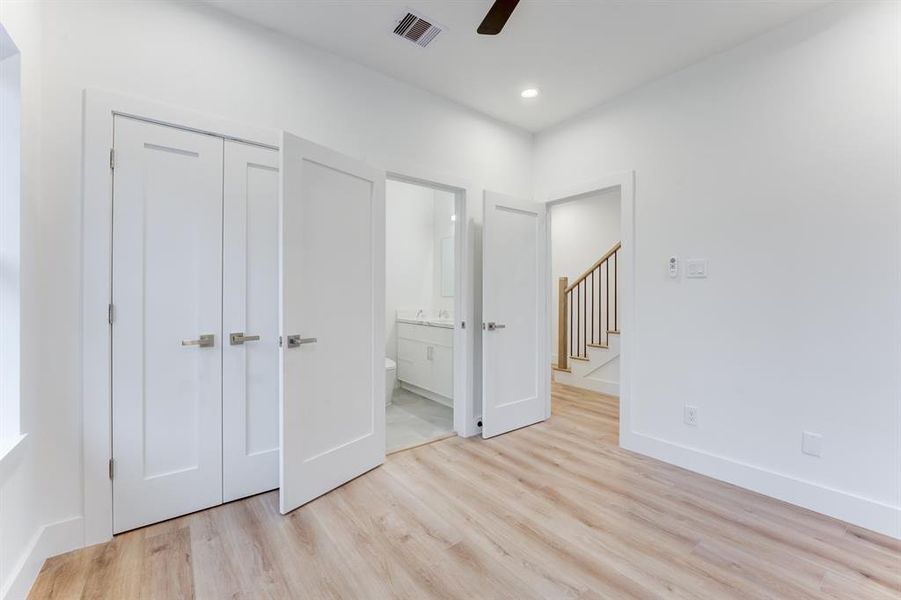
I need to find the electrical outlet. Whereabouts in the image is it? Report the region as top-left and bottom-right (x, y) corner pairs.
(802, 431), (822, 457)
(684, 405), (699, 427)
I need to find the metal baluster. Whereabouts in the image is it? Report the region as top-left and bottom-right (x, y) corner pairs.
(590, 270), (595, 346)
(606, 260), (610, 346)
(569, 290), (573, 359)
(577, 282), (581, 357)
(614, 250), (618, 332)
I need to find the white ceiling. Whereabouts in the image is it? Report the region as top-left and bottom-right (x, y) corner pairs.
(207, 0), (827, 132)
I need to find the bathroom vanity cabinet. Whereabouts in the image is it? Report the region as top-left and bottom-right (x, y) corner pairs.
(396, 321), (454, 405)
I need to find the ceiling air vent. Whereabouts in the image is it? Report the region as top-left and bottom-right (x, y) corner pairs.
(393, 11), (444, 48)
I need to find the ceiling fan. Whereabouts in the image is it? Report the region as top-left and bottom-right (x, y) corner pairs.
(477, 0), (521, 35)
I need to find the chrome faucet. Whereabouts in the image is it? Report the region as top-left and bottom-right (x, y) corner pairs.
(415, 309), (425, 319)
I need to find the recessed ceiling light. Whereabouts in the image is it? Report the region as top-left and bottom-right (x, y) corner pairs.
(520, 88), (540, 99)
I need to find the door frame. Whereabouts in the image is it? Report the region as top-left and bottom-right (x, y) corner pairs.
(82, 89), (280, 546)
(384, 165), (477, 438)
(541, 171), (635, 445)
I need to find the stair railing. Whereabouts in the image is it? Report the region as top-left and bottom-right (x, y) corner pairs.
(557, 242), (620, 371)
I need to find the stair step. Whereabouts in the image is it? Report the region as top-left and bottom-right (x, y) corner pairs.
(551, 364), (572, 373)
(587, 343), (609, 349)
(569, 355), (590, 362)
(608, 330), (620, 335)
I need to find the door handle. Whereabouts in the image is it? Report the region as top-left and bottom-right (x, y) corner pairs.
(181, 334), (215, 347)
(486, 322), (506, 331)
(230, 332), (261, 345)
(287, 334), (317, 348)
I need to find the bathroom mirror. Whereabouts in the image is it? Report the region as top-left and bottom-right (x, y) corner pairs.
(440, 236), (454, 297)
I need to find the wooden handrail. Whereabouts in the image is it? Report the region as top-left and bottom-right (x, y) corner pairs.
(565, 242), (621, 294)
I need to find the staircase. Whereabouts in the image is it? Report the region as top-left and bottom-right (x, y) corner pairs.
(553, 242), (621, 396)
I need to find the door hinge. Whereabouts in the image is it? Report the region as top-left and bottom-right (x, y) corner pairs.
(278, 335), (283, 348)
(108, 303), (115, 325)
(108, 458), (114, 479)
(109, 148), (115, 170)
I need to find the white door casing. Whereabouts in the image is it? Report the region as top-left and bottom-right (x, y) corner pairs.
(111, 117), (224, 533)
(279, 132), (386, 514)
(223, 141), (280, 502)
(481, 191), (549, 438)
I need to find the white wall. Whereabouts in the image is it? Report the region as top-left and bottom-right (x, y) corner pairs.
(432, 190), (456, 315)
(535, 1), (901, 536)
(1, 0), (532, 595)
(385, 180), (436, 361)
(550, 189), (621, 363)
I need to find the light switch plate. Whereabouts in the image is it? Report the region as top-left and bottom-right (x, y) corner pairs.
(802, 431), (822, 457)
(686, 258), (708, 278)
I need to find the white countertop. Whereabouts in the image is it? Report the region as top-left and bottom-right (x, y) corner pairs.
(396, 317), (454, 329)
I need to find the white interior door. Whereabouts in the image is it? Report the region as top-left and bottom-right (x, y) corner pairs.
(279, 132), (385, 514)
(481, 191), (549, 438)
(223, 141), (280, 502)
(112, 117), (223, 533)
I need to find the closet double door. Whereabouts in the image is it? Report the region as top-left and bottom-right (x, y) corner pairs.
(111, 116), (279, 533)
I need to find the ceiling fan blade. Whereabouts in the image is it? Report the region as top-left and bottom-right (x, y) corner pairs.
(477, 0), (520, 35)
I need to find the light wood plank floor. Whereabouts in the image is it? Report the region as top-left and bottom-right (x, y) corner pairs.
(31, 384), (900, 599)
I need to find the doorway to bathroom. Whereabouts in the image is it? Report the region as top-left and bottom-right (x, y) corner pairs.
(384, 178), (459, 452)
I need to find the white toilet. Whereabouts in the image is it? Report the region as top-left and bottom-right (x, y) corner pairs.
(385, 357), (397, 406)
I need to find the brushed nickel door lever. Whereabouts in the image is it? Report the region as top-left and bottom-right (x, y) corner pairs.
(181, 334), (215, 347)
(230, 332), (261, 345)
(286, 335), (317, 348)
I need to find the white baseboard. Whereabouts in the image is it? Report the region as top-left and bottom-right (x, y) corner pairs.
(621, 430), (901, 539)
(553, 370), (620, 396)
(1, 516), (84, 600)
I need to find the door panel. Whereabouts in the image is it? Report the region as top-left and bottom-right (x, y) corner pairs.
(279, 132), (385, 514)
(481, 191), (549, 438)
(112, 117), (223, 533)
(223, 141), (280, 502)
